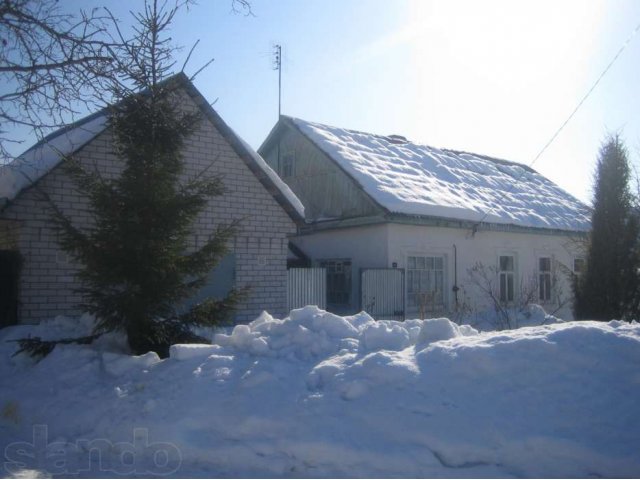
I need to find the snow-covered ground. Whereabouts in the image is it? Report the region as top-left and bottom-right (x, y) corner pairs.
(1, 307), (639, 478)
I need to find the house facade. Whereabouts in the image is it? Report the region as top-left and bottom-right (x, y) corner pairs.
(259, 116), (590, 321)
(0, 74), (303, 326)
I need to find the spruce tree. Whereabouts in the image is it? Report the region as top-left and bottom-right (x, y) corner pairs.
(50, 1), (245, 356)
(574, 135), (640, 321)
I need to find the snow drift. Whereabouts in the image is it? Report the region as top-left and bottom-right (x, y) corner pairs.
(1, 307), (639, 478)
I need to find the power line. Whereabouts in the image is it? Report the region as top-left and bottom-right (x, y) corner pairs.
(472, 20), (640, 232)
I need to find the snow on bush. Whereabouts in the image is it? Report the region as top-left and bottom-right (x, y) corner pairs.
(460, 303), (565, 331)
(0, 307), (639, 478)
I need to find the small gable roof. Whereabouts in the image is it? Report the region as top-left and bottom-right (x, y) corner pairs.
(0, 73), (304, 223)
(0, 112), (107, 205)
(282, 116), (590, 232)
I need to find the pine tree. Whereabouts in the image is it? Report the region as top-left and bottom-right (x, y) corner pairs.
(574, 135), (640, 321)
(50, 1), (246, 356)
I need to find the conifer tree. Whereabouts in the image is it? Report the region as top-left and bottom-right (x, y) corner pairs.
(574, 135), (640, 321)
(50, 1), (246, 356)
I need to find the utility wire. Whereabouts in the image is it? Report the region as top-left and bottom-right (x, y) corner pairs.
(472, 20), (640, 232)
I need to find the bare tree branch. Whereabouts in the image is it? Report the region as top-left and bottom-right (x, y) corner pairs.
(0, 0), (115, 161)
(0, 0), (252, 164)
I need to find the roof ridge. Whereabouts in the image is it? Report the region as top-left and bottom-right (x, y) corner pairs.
(287, 116), (536, 173)
(284, 116), (393, 143)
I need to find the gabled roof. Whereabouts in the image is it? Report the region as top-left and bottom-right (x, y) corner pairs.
(278, 116), (590, 232)
(0, 73), (304, 223)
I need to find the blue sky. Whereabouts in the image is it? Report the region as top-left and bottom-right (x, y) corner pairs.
(35, 1), (640, 203)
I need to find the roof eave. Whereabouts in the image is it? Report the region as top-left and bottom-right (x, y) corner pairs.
(297, 211), (589, 236)
(387, 212), (589, 236)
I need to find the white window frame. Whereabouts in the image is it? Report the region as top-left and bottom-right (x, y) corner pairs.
(538, 256), (552, 303)
(498, 254), (516, 304)
(406, 254), (446, 312)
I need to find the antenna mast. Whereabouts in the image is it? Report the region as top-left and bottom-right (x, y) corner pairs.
(273, 44), (282, 118)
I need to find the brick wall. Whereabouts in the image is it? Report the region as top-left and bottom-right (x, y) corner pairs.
(1, 91), (297, 323)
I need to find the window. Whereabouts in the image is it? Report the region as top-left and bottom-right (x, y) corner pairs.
(538, 257), (552, 302)
(407, 255), (445, 310)
(499, 255), (515, 303)
(281, 152), (294, 178)
(573, 257), (585, 276)
(320, 259), (351, 308)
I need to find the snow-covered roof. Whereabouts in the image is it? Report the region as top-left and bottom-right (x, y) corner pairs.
(288, 117), (590, 232)
(0, 74), (304, 223)
(0, 112), (108, 202)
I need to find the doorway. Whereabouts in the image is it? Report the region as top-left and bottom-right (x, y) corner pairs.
(0, 250), (21, 327)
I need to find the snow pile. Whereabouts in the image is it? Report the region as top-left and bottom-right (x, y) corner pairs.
(1, 308), (639, 478)
(289, 116), (591, 231)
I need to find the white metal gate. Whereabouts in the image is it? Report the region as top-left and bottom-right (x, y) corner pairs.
(287, 268), (326, 311)
(361, 268), (405, 321)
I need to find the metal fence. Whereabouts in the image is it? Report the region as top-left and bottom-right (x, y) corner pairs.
(360, 268), (405, 321)
(287, 267), (326, 311)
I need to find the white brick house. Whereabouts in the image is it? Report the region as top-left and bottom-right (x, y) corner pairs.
(0, 74), (303, 325)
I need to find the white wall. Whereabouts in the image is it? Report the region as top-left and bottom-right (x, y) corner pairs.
(291, 224), (389, 314)
(387, 224), (585, 319)
(294, 222), (585, 320)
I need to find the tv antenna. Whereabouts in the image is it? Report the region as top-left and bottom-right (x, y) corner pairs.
(273, 44), (282, 118)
